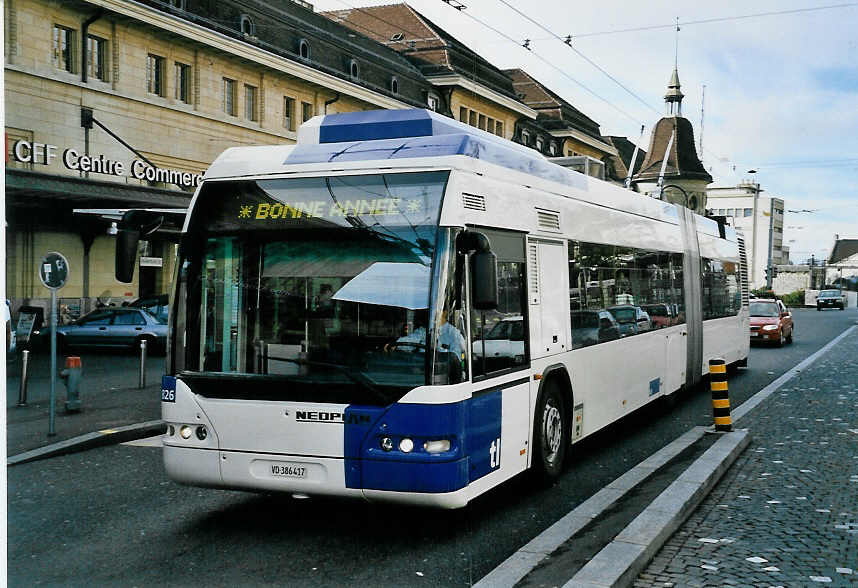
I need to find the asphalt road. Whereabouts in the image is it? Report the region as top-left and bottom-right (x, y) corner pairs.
(7, 308), (857, 587)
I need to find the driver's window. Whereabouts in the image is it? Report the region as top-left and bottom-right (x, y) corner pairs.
(470, 229), (528, 379)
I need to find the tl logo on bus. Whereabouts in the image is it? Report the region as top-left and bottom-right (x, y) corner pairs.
(489, 438), (501, 469)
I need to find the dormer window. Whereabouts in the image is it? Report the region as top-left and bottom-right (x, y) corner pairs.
(299, 39), (310, 59)
(240, 14), (255, 36)
(427, 93), (440, 111)
(390, 32), (404, 42)
(521, 130), (530, 145)
(390, 76), (399, 94)
(535, 137), (544, 152)
(349, 59), (359, 79)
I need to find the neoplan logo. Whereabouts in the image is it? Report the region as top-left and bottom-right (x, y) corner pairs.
(295, 411), (371, 425)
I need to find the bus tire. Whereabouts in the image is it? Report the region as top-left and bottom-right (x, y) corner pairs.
(533, 380), (569, 482)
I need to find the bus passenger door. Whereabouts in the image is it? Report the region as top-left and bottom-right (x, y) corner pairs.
(527, 238), (569, 359)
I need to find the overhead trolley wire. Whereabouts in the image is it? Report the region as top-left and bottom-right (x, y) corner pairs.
(438, 0), (649, 128)
(524, 2), (858, 41)
(494, 0), (660, 116)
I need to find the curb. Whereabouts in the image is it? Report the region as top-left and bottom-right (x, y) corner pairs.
(7, 420), (167, 466)
(564, 429), (751, 588)
(473, 426), (708, 588)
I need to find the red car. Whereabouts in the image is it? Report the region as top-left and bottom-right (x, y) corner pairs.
(749, 298), (793, 346)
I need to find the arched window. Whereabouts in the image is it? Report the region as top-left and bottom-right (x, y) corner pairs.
(390, 32), (404, 42)
(299, 39), (310, 59)
(240, 14), (254, 36)
(349, 59), (359, 79)
(390, 76), (399, 94)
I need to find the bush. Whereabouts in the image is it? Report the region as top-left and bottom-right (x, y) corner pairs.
(780, 290), (805, 307)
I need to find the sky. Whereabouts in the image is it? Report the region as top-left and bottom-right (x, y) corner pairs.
(312, 0), (858, 262)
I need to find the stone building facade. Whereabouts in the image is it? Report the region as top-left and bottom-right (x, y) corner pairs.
(4, 0), (436, 318)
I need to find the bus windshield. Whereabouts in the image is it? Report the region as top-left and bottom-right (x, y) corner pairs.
(177, 172), (451, 405)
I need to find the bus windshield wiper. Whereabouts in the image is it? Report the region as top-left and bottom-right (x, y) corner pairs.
(265, 355), (389, 404)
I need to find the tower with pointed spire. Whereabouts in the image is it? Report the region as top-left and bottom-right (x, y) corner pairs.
(664, 68), (684, 116)
(632, 66), (712, 215)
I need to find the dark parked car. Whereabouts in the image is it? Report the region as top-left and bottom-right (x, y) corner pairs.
(816, 289), (845, 311)
(570, 310), (621, 348)
(54, 308), (167, 353)
(607, 305), (652, 337)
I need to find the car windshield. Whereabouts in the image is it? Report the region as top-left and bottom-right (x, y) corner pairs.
(177, 172), (449, 405)
(819, 290), (839, 298)
(609, 308), (636, 323)
(749, 302), (780, 317)
(645, 305), (667, 316)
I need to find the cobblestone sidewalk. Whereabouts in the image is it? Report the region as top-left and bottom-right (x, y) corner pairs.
(635, 329), (858, 587)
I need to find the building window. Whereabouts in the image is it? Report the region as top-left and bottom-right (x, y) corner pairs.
(487, 117), (495, 133)
(390, 76), (399, 94)
(223, 78), (237, 116)
(245, 85), (258, 121)
(478, 114), (486, 130)
(170, 0), (186, 8)
(727, 208), (735, 216)
(744, 208), (752, 217)
(302, 101), (313, 122)
(240, 14), (255, 35)
(146, 54), (165, 96)
(521, 130), (530, 145)
(495, 121), (503, 137)
(283, 96), (295, 130)
(174, 63), (191, 103)
(53, 25), (75, 72)
(548, 142), (556, 156)
(349, 59), (359, 79)
(536, 137), (544, 152)
(459, 106), (468, 122)
(468, 111), (477, 127)
(87, 35), (107, 81)
(427, 94), (440, 111)
(299, 39), (310, 59)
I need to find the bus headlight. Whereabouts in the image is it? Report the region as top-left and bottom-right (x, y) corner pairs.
(380, 437), (394, 451)
(423, 439), (451, 453)
(196, 426), (208, 440)
(180, 425), (193, 439)
(399, 438), (414, 453)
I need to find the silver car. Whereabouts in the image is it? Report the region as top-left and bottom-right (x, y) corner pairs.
(56, 308), (167, 353)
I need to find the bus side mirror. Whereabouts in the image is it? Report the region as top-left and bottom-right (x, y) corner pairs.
(115, 210), (164, 283)
(115, 228), (141, 283)
(472, 250), (498, 310)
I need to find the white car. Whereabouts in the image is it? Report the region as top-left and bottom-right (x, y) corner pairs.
(472, 317), (525, 365)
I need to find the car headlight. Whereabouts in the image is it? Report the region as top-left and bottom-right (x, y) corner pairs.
(762, 325), (779, 331)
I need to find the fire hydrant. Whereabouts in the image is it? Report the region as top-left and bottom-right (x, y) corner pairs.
(61, 356), (83, 413)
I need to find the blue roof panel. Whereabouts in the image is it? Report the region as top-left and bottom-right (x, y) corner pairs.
(291, 109), (588, 190)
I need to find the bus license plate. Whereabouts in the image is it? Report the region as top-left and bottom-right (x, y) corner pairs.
(270, 463), (307, 478)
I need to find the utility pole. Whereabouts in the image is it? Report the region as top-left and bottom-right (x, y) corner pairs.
(766, 198), (775, 291)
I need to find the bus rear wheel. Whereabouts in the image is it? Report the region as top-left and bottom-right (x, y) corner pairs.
(533, 382), (568, 482)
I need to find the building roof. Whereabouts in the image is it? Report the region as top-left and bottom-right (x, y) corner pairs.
(633, 116), (712, 183)
(504, 69), (603, 140)
(829, 239), (858, 263)
(604, 136), (647, 179)
(140, 0), (432, 107)
(321, 3), (521, 102)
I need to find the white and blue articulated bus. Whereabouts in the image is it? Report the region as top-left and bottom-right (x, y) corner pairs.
(119, 109), (749, 508)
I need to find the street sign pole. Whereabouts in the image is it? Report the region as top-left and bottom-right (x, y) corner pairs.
(49, 288), (57, 436)
(39, 251), (69, 437)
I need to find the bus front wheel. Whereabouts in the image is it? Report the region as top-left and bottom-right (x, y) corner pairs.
(533, 382), (569, 482)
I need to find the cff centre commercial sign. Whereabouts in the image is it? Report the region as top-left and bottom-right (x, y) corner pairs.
(11, 140), (204, 188)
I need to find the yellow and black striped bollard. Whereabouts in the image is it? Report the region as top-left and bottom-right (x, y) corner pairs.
(709, 359), (733, 432)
